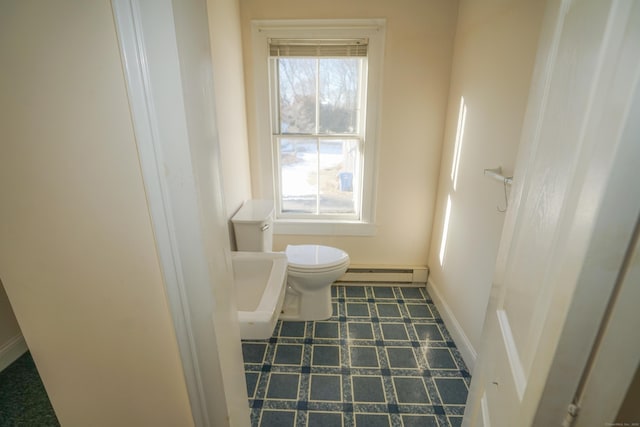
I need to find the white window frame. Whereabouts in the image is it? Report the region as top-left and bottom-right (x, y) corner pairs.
(251, 19), (385, 236)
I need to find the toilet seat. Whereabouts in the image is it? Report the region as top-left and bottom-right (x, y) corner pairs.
(285, 245), (350, 272)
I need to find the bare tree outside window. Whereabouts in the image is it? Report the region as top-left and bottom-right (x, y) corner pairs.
(274, 56), (364, 216)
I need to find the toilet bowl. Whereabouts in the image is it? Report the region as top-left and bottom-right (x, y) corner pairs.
(280, 244), (350, 321)
(231, 200), (350, 321)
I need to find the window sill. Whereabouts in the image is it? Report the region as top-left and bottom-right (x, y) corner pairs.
(274, 220), (377, 236)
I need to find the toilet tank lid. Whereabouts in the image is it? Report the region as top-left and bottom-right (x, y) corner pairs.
(232, 200), (274, 223)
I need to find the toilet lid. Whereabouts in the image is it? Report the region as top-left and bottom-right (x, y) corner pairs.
(285, 245), (349, 270)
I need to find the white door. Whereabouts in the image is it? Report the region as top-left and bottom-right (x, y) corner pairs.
(463, 0), (640, 426)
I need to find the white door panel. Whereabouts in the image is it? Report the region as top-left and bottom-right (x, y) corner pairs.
(464, 0), (640, 425)
(500, 0), (613, 375)
(486, 323), (523, 426)
(496, 310), (526, 399)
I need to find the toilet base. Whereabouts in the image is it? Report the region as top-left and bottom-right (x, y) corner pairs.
(279, 286), (332, 321)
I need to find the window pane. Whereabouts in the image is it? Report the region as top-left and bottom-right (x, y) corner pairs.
(319, 58), (361, 134)
(280, 138), (318, 213)
(319, 139), (358, 214)
(278, 58), (317, 134)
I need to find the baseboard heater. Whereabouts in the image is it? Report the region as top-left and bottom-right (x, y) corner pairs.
(338, 267), (429, 284)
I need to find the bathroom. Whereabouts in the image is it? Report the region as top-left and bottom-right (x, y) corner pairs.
(1, 0), (639, 426)
(211, 2), (541, 424)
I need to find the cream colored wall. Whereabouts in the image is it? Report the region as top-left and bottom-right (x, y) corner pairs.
(0, 2), (194, 426)
(427, 0), (546, 363)
(239, 0), (459, 266)
(207, 0), (253, 228)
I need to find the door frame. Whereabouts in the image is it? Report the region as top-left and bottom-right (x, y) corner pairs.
(111, 0), (249, 426)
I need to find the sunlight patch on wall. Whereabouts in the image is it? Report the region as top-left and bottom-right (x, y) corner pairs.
(439, 194), (452, 266)
(439, 96), (466, 267)
(451, 96), (467, 191)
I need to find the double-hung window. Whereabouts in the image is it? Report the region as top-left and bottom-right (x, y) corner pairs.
(252, 20), (385, 235)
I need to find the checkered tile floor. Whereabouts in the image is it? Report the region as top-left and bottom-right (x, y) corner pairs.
(242, 285), (470, 427)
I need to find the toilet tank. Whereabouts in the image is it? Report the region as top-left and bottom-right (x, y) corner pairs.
(231, 200), (274, 252)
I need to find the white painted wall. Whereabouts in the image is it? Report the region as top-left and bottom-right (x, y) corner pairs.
(0, 280), (25, 371)
(0, 2), (194, 425)
(207, 0), (253, 230)
(239, 0), (459, 266)
(427, 0), (546, 370)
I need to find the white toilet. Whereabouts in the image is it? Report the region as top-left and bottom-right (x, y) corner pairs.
(232, 200), (350, 321)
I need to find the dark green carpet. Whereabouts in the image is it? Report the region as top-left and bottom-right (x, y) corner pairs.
(0, 352), (59, 427)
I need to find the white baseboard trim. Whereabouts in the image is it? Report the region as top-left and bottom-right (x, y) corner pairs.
(0, 333), (28, 372)
(427, 279), (477, 373)
(339, 267), (428, 284)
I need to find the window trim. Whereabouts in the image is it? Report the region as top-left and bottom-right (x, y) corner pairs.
(251, 19), (385, 236)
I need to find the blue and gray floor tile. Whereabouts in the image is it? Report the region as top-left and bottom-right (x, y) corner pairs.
(242, 285), (471, 427)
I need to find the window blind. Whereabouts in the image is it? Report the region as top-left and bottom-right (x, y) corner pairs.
(268, 39), (368, 57)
